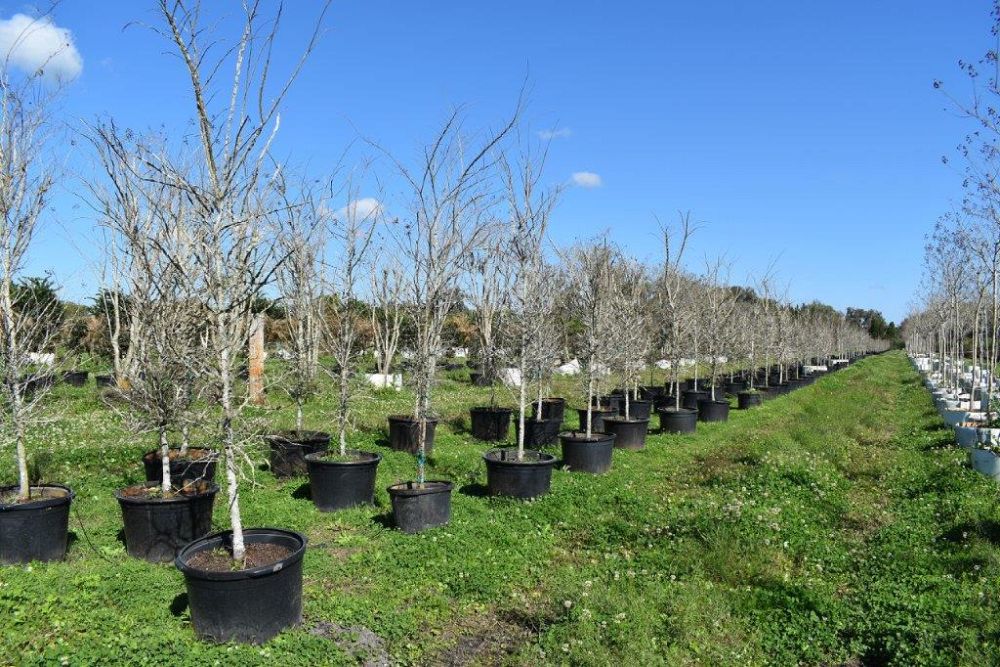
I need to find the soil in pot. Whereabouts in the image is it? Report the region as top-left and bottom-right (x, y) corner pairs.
(266, 430), (331, 477)
(576, 407), (618, 433)
(697, 399), (730, 422)
(469, 407), (513, 441)
(737, 391), (762, 409)
(387, 415), (438, 454)
(681, 390), (709, 411)
(603, 417), (650, 450)
(387, 481), (453, 533)
(304, 450), (381, 511)
(515, 416), (562, 447)
(559, 431), (615, 474)
(0, 484), (74, 564)
(143, 447), (217, 483)
(483, 448), (556, 499)
(175, 528), (306, 644)
(531, 397), (566, 422)
(657, 407), (698, 434)
(116, 480), (218, 563)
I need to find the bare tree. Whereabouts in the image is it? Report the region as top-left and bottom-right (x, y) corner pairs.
(369, 260), (405, 386)
(607, 258), (650, 419)
(654, 213), (698, 411)
(700, 256), (739, 401)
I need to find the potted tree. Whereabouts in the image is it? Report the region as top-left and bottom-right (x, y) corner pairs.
(603, 259), (653, 449)
(466, 228), (513, 441)
(305, 177), (383, 511)
(653, 214), (699, 434)
(696, 257), (737, 422)
(89, 129), (219, 563)
(483, 144), (560, 498)
(111, 0), (332, 643)
(559, 241), (618, 473)
(0, 44), (75, 565)
(381, 108), (517, 531)
(267, 184), (330, 478)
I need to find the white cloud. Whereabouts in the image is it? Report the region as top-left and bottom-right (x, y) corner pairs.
(335, 197), (381, 222)
(0, 13), (82, 84)
(538, 127), (572, 140)
(571, 171), (602, 188)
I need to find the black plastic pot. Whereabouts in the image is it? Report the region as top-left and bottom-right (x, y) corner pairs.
(143, 448), (217, 484)
(469, 371), (492, 387)
(95, 374), (114, 388)
(640, 385), (665, 400)
(619, 399), (652, 420)
(531, 397), (566, 422)
(696, 399), (730, 422)
(387, 481), (453, 533)
(681, 390), (709, 410)
(116, 481), (218, 563)
(483, 449), (556, 499)
(515, 416), (562, 447)
(62, 370), (88, 387)
(469, 407), (513, 441)
(175, 528), (306, 644)
(602, 417), (650, 450)
(387, 415), (438, 454)
(266, 431), (330, 477)
(304, 450), (381, 511)
(657, 408), (698, 434)
(576, 407), (618, 433)
(737, 391), (763, 409)
(0, 484), (74, 564)
(592, 394), (622, 413)
(559, 431), (615, 473)
(725, 380), (746, 395)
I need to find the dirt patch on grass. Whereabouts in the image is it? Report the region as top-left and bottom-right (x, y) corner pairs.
(310, 621), (390, 666)
(688, 444), (754, 486)
(425, 608), (538, 666)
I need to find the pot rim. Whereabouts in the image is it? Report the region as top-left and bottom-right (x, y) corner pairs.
(558, 431), (617, 444)
(175, 527), (307, 581)
(0, 483), (74, 511)
(387, 414), (440, 424)
(470, 406), (514, 414)
(386, 480), (453, 497)
(655, 407), (698, 415)
(265, 430), (331, 444)
(141, 447), (216, 462)
(603, 416), (651, 425)
(483, 448), (557, 465)
(304, 449), (382, 466)
(115, 480), (219, 505)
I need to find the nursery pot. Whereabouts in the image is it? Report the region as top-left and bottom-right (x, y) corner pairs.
(483, 448), (556, 499)
(657, 407), (698, 434)
(387, 481), (453, 533)
(531, 397), (566, 422)
(469, 407), (513, 442)
(559, 431), (616, 474)
(0, 484), (74, 565)
(116, 481), (218, 563)
(143, 448), (217, 484)
(576, 407), (618, 433)
(592, 394), (622, 414)
(737, 391), (762, 409)
(175, 528), (306, 644)
(515, 416), (562, 447)
(266, 431), (330, 477)
(619, 399), (652, 420)
(304, 450), (381, 511)
(697, 399), (730, 422)
(62, 370), (88, 387)
(639, 385), (665, 400)
(602, 416), (650, 450)
(95, 374), (114, 388)
(387, 415), (438, 454)
(681, 390), (709, 411)
(725, 380), (747, 395)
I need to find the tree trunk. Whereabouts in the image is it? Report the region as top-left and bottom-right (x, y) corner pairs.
(248, 313), (266, 406)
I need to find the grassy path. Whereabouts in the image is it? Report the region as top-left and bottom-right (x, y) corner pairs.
(3, 351), (999, 665)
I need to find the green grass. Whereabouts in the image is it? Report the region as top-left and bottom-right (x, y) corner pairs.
(3, 352), (1000, 665)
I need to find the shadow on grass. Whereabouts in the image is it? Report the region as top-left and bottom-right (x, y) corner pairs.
(170, 593), (188, 617)
(291, 482), (311, 500)
(459, 483), (488, 498)
(941, 520), (1000, 546)
(371, 512), (394, 529)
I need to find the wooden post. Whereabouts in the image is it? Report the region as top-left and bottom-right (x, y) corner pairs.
(249, 313), (266, 405)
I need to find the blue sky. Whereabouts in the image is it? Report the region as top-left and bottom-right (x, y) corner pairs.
(7, 1), (992, 322)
